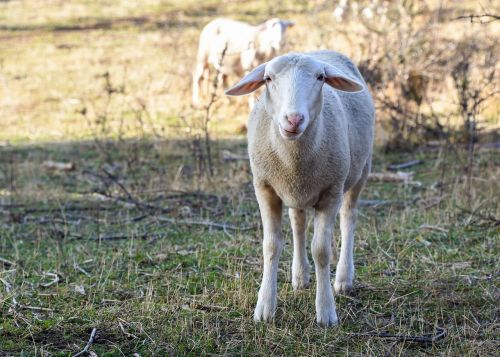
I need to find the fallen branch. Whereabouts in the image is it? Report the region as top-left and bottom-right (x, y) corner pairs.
(18, 204), (113, 215)
(221, 150), (250, 162)
(454, 14), (500, 24)
(42, 160), (75, 172)
(457, 206), (500, 227)
(358, 199), (407, 208)
(87, 232), (167, 242)
(348, 326), (446, 345)
(418, 224), (448, 233)
(157, 216), (256, 232)
(387, 160), (423, 171)
(368, 172), (421, 186)
(72, 327), (97, 357)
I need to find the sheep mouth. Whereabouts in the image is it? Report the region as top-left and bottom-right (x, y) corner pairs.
(279, 126), (303, 140)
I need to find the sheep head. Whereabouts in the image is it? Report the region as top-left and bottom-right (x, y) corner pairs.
(226, 53), (363, 140)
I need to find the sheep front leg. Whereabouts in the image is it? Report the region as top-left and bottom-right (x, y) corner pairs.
(312, 198), (342, 327)
(192, 61), (207, 107)
(289, 208), (310, 290)
(254, 184), (283, 323)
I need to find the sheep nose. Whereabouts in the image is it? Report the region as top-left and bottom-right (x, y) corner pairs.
(286, 113), (304, 128)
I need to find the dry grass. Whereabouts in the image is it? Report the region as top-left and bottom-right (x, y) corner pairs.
(1, 0), (498, 144)
(0, 0), (499, 356)
(0, 138), (499, 356)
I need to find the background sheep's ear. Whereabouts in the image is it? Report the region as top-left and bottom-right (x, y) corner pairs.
(324, 63), (364, 92)
(225, 63), (267, 96)
(282, 20), (294, 28)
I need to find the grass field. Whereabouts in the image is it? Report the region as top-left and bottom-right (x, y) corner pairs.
(0, 139), (499, 356)
(1, 0), (499, 356)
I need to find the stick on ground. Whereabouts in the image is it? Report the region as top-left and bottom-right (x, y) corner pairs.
(348, 327), (446, 345)
(72, 328), (97, 357)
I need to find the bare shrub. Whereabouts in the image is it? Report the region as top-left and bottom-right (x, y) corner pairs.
(349, 1), (498, 150)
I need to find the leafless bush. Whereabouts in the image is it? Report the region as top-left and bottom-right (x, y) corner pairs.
(450, 38), (498, 143)
(351, 1), (498, 150)
(449, 37), (499, 201)
(78, 70), (163, 176)
(181, 45), (228, 182)
(351, 1), (445, 149)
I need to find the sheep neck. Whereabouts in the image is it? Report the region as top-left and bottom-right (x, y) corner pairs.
(254, 31), (275, 59)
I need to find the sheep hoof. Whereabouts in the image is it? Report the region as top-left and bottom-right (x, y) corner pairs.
(334, 280), (354, 295)
(254, 299), (276, 323)
(316, 308), (339, 328)
(292, 272), (311, 291)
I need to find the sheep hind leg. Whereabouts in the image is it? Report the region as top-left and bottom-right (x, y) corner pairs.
(312, 196), (342, 327)
(334, 162), (370, 294)
(289, 208), (310, 291)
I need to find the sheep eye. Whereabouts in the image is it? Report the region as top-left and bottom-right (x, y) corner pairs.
(317, 74), (325, 81)
(264, 75), (272, 82)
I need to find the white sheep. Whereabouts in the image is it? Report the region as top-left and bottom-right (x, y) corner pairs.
(225, 51), (375, 327)
(192, 17), (294, 106)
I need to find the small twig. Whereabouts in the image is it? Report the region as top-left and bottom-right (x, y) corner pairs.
(223, 223), (235, 239)
(418, 224), (448, 233)
(118, 320), (138, 339)
(0, 277), (13, 292)
(72, 327), (97, 357)
(74, 260), (92, 277)
(0, 256), (16, 267)
(18, 305), (54, 312)
(40, 272), (60, 288)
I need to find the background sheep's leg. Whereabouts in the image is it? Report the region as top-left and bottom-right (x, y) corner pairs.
(312, 197), (342, 327)
(254, 184), (283, 323)
(216, 72), (228, 95)
(289, 208), (310, 290)
(335, 163), (370, 294)
(192, 61), (207, 106)
(202, 67), (210, 96)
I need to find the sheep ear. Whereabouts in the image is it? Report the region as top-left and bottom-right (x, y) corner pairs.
(282, 20), (294, 28)
(225, 63), (266, 96)
(324, 63), (363, 92)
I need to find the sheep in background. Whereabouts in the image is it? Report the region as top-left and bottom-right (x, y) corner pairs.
(192, 18), (294, 106)
(225, 51), (375, 327)
(333, 0), (389, 23)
